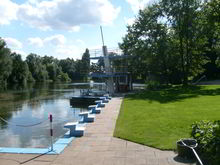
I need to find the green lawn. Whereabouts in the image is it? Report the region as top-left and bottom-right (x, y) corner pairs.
(114, 85), (220, 150)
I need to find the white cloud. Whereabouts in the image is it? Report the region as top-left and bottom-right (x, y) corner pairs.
(0, 0), (18, 25)
(27, 35), (85, 59)
(28, 34), (66, 47)
(44, 34), (66, 45)
(126, 0), (151, 13)
(69, 26), (80, 32)
(16, 0), (120, 31)
(3, 37), (27, 59)
(124, 17), (135, 26)
(97, 0), (121, 25)
(28, 0), (40, 5)
(13, 50), (27, 55)
(3, 37), (23, 49)
(0, 0), (120, 29)
(28, 37), (44, 47)
(55, 44), (82, 59)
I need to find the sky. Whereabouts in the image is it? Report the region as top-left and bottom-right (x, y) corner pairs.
(0, 0), (151, 60)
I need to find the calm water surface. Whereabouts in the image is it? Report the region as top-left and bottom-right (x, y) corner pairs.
(0, 82), (104, 148)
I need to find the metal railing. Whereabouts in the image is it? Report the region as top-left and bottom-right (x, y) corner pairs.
(89, 47), (124, 59)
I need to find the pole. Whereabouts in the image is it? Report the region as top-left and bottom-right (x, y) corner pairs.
(100, 26), (105, 47)
(49, 114), (53, 151)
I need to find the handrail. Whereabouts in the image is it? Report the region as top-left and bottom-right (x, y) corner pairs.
(89, 47), (124, 58)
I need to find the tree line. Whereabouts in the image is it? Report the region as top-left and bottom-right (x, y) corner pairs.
(0, 38), (90, 89)
(120, 0), (220, 84)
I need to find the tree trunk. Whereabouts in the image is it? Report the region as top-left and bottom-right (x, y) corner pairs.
(179, 14), (187, 85)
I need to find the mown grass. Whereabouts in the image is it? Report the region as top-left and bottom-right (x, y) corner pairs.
(114, 85), (220, 150)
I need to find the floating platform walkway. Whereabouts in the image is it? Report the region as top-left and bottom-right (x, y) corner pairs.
(70, 96), (101, 106)
(70, 94), (111, 106)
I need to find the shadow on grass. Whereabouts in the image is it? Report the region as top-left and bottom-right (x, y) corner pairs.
(126, 85), (220, 103)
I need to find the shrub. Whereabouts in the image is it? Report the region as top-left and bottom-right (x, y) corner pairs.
(145, 80), (161, 90)
(191, 120), (220, 165)
(57, 72), (71, 82)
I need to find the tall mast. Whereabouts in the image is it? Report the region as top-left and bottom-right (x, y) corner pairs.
(100, 26), (114, 95)
(100, 26), (105, 47)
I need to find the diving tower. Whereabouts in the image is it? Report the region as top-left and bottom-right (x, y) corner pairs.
(89, 26), (132, 95)
(89, 46), (132, 95)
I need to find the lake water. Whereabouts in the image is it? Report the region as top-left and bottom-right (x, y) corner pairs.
(0, 82), (105, 148)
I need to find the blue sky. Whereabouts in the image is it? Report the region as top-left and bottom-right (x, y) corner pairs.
(0, 0), (151, 59)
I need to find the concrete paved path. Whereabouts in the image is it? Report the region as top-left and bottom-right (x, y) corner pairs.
(0, 97), (195, 165)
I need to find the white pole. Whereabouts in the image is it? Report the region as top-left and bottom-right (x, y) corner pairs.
(100, 26), (105, 47)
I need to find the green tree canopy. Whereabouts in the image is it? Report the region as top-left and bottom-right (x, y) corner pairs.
(0, 38), (12, 88)
(8, 53), (29, 85)
(26, 53), (48, 82)
(81, 48), (90, 80)
(120, 0), (220, 84)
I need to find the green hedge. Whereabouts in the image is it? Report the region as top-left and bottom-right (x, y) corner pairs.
(191, 120), (220, 165)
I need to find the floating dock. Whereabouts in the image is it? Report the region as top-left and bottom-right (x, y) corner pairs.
(70, 96), (101, 106)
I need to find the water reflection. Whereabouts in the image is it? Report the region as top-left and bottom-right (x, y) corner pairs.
(0, 82), (104, 148)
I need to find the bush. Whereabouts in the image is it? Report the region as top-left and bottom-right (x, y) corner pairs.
(57, 72), (71, 82)
(145, 80), (161, 90)
(191, 120), (220, 165)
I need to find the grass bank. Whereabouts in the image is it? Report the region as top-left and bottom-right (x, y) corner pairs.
(114, 85), (220, 150)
